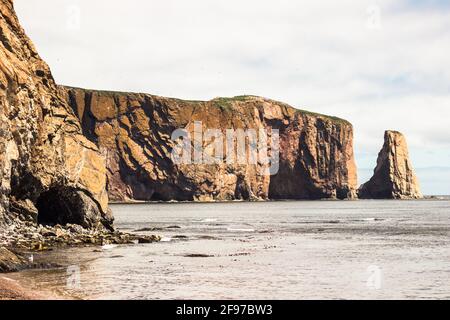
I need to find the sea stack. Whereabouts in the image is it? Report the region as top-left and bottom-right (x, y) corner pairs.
(359, 130), (422, 199)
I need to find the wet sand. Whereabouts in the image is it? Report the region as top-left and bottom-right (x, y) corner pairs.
(3, 200), (450, 300)
(9, 200), (449, 300)
(0, 276), (48, 300)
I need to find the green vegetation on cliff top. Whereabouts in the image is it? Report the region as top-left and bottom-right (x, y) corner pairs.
(61, 86), (350, 125)
(208, 95), (350, 125)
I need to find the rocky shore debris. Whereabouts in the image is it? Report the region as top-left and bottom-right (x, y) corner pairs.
(0, 221), (161, 273)
(1, 222), (161, 251)
(0, 247), (28, 273)
(134, 227), (162, 232)
(172, 235), (189, 240)
(183, 254), (214, 258)
(0, 247), (61, 273)
(134, 225), (182, 232)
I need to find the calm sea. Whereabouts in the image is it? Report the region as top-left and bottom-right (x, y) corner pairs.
(8, 200), (450, 300)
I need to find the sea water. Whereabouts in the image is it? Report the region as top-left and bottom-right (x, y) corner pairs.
(8, 200), (450, 300)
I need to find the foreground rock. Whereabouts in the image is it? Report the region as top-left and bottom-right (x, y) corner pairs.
(0, 222), (161, 274)
(1, 0), (111, 229)
(359, 131), (422, 199)
(0, 276), (53, 300)
(0, 247), (27, 273)
(59, 87), (358, 201)
(1, 221), (160, 253)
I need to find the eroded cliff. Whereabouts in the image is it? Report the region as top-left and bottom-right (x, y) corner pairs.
(0, 0), (112, 229)
(60, 86), (358, 202)
(359, 130), (422, 199)
(0, 0), (359, 230)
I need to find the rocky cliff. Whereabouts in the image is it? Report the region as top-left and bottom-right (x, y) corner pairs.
(0, 0), (112, 229)
(359, 131), (422, 199)
(0, 0), (359, 231)
(59, 86), (358, 202)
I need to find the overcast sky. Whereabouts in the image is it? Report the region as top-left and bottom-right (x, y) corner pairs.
(15, 0), (450, 194)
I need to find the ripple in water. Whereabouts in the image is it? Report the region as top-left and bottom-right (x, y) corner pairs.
(9, 200), (450, 300)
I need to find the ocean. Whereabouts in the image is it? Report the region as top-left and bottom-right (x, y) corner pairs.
(8, 200), (450, 300)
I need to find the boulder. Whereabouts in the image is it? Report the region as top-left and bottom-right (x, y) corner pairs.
(0, 247), (27, 273)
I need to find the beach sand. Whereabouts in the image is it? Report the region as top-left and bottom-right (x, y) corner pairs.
(0, 276), (57, 300)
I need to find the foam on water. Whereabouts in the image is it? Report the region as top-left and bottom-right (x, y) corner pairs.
(9, 200), (450, 300)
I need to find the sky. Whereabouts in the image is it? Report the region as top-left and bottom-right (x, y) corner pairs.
(15, 0), (450, 195)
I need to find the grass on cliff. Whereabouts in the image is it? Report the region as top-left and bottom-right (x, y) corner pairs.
(61, 86), (350, 125)
(294, 108), (351, 125)
(63, 85), (140, 97)
(209, 95), (350, 125)
(210, 96), (255, 110)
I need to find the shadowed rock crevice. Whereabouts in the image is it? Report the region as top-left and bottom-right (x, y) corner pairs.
(35, 186), (114, 231)
(37, 187), (84, 227)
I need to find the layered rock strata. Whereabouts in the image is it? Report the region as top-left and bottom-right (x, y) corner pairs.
(60, 87), (358, 202)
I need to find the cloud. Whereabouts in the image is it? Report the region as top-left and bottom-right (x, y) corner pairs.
(14, 0), (450, 194)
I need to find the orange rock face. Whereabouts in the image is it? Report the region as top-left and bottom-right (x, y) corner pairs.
(0, 0), (111, 229)
(359, 131), (422, 199)
(0, 0), (359, 232)
(60, 87), (358, 202)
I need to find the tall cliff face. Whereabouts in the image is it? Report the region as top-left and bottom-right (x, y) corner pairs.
(359, 131), (422, 199)
(60, 86), (358, 202)
(0, 0), (112, 229)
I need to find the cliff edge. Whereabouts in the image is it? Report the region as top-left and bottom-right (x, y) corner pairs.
(59, 87), (358, 202)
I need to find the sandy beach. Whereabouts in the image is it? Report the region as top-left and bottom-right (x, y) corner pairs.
(0, 276), (48, 300)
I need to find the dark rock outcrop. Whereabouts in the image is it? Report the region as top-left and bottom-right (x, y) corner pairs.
(0, 0), (111, 229)
(0, 247), (27, 273)
(359, 130), (422, 199)
(59, 87), (358, 202)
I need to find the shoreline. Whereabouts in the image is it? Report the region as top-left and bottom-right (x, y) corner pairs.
(2, 198), (449, 300)
(0, 222), (162, 300)
(109, 196), (446, 206)
(0, 275), (60, 300)
(0, 247), (67, 300)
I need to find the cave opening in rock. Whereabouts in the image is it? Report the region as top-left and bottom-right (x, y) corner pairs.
(36, 187), (84, 226)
